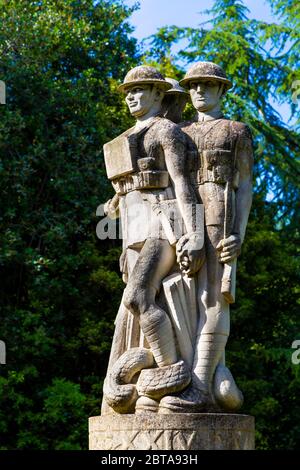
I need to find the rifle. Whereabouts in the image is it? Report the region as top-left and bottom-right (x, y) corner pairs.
(221, 180), (236, 304)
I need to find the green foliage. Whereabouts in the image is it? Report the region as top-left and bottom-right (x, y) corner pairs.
(227, 194), (300, 449)
(0, 376), (87, 449)
(0, 0), (137, 449)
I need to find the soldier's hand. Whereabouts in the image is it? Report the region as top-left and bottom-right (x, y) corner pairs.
(104, 197), (120, 220)
(176, 232), (205, 277)
(216, 234), (241, 263)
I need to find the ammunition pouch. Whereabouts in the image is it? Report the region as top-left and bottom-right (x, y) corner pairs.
(196, 149), (239, 187)
(112, 171), (169, 196)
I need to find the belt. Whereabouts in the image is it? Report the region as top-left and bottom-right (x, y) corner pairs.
(196, 168), (239, 187)
(112, 171), (169, 196)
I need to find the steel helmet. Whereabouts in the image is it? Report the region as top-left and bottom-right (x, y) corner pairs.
(119, 66), (172, 93)
(165, 77), (189, 95)
(180, 62), (232, 91)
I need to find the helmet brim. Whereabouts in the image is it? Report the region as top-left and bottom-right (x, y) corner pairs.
(118, 79), (172, 93)
(179, 75), (233, 90)
(165, 88), (189, 95)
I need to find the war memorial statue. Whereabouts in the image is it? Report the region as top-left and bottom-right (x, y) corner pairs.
(89, 63), (255, 450)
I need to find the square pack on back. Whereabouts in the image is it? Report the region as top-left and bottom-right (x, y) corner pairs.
(103, 129), (138, 180)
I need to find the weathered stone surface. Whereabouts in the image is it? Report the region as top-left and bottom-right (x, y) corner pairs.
(100, 62), (254, 417)
(102, 65), (204, 415)
(89, 414), (255, 450)
(159, 61), (253, 413)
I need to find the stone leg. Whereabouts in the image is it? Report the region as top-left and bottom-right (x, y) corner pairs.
(159, 225), (230, 413)
(192, 225), (229, 395)
(123, 238), (177, 367)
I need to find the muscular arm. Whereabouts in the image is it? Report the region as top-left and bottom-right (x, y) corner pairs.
(104, 193), (120, 220)
(232, 126), (253, 243)
(163, 126), (201, 236)
(218, 124), (253, 263)
(161, 123), (204, 275)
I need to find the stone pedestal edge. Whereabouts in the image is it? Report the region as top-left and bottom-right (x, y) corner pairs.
(89, 413), (255, 450)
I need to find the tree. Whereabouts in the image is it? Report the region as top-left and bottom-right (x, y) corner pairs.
(144, 0), (300, 450)
(0, 0), (138, 449)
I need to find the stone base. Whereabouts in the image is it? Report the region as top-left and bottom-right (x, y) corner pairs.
(89, 413), (255, 450)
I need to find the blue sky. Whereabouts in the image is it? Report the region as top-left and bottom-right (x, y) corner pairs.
(124, 0), (292, 125)
(125, 0), (274, 40)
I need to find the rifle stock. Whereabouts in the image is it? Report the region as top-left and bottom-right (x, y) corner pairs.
(221, 180), (236, 303)
(221, 259), (236, 304)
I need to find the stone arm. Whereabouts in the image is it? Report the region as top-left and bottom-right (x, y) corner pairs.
(232, 128), (253, 243)
(217, 125), (253, 263)
(104, 192), (120, 220)
(162, 127), (204, 275)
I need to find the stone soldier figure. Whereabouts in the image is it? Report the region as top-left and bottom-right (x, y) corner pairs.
(102, 66), (204, 414)
(161, 77), (189, 123)
(160, 62), (253, 413)
(103, 78), (189, 249)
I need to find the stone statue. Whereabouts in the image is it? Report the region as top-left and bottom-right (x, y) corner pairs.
(101, 62), (253, 415)
(160, 62), (253, 413)
(102, 66), (204, 415)
(90, 62), (255, 451)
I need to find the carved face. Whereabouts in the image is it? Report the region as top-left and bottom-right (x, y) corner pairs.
(189, 80), (223, 112)
(162, 93), (188, 123)
(125, 84), (159, 117)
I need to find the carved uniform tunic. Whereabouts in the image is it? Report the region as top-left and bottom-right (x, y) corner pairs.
(182, 118), (252, 312)
(102, 117), (190, 414)
(183, 118), (250, 229)
(179, 117), (253, 398)
(105, 116), (186, 263)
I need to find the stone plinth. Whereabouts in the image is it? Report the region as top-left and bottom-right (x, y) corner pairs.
(89, 414), (254, 450)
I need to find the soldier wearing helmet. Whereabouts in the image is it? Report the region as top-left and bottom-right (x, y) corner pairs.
(102, 65), (205, 414)
(104, 77), (189, 220)
(161, 77), (189, 123)
(160, 62), (253, 413)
